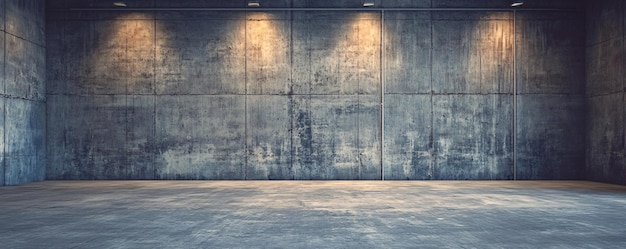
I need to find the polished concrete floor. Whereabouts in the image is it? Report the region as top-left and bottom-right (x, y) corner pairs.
(1, 181), (625, 248)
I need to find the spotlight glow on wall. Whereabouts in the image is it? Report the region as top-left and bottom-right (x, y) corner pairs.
(511, 1), (524, 7)
(248, 0), (260, 7)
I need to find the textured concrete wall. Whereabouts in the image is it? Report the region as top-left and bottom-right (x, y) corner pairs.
(46, 0), (585, 180)
(586, 0), (626, 185)
(1, 0), (46, 186)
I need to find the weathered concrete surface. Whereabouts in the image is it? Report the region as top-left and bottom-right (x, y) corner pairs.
(2, 181), (626, 248)
(432, 12), (513, 94)
(0, 32), (4, 95)
(46, 95), (127, 180)
(46, 1), (588, 181)
(433, 95), (513, 180)
(384, 94), (432, 180)
(292, 95), (380, 180)
(247, 12), (291, 95)
(0, 98), (4, 186)
(46, 94), (153, 180)
(587, 93), (625, 185)
(52, 19), (155, 95)
(4, 34), (45, 100)
(5, 0), (45, 46)
(292, 12), (380, 95)
(246, 95), (292, 180)
(586, 38), (624, 96)
(155, 96), (246, 180)
(4, 100), (46, 185)
(127, 95), (156, 179)
(384, 12), (431, 94)
(0, 0), (5, 32)
(156, 15), (245, 95)
(2, 0), (46, 186)
(586, 0), (626, 185)
(586, 0), (623, 46)
(516, 95), (585, 180)
(517, 12), (585, 95)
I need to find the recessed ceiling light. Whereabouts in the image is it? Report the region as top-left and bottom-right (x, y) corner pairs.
(248, 0), (260, 7)
(363, 0), (375, 7)
(511, 1), (524, 7)
(113, 1), (127, 7)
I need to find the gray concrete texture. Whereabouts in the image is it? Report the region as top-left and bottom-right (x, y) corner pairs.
(586, 0), (626, 185)
(45, 1), (587, 181)
(1, 181), (626, 248)
(1, 0), (46, 186)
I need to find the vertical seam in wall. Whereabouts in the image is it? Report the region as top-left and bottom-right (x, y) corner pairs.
(513, 10), (517, 181)
(623, 2), (626, 184)
(244, 12), (248, 180)
(153, 11), (157, 180)
(380, 10), (384, 180)
(2, 24), (5, 185)
(429, 12), (434, 180)
(289, 10), (294, 180)
(2, 0), (6, 185)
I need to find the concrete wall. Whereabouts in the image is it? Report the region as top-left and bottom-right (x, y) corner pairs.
(586, 0), (626, 185)
(0, 0), (46, 186)
(46, 0), (586, 180)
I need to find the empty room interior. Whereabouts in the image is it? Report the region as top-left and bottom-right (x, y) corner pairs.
(1, 0), (626, 248)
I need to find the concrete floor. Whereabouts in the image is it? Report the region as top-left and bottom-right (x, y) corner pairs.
(1, 181), (625, 248)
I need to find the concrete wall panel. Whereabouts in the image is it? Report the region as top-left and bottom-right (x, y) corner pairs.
(586, 0), (623, 46)
(155, 18), (246, 95)
(586, 38), (624, 96)
(5, 0), (45, 45)
(384, 94), (432, 180)
(516, 95), (585, 180)
(587, 93), (625, 185)
(45, 20), (63, 95)
(358, 95), (382, 179)
(384, 12), (431, 94)
(46, 95), (127, 180)
(432, 16), (512, 94)
(4, 99), (45, 185)
(155, 95), (245, 180)
(517, 14), (585, 95)
(61, 20), (154, 95)
(5, 99), (45, 158)
(4, 156), (45, 185)
(246, 95), (292, 180)
(127, 95), (156, 179)
(246, 13), (291, 95)
(292, 95), (378, 179)
(5, 35), (45, 101)
(433, 95), (513, 180)
(292, 12), (380, 95)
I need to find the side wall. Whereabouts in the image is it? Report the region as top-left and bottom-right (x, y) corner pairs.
(45, 0), (585, 180)
(1, 0), (46, 186)
(586, 0), (626, 185)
